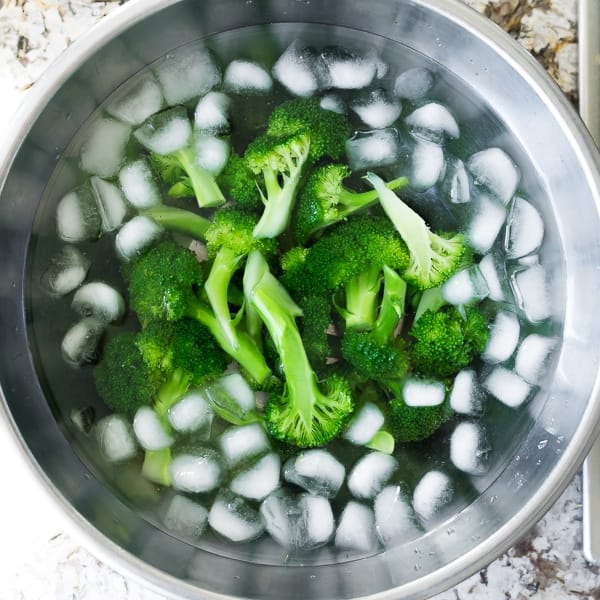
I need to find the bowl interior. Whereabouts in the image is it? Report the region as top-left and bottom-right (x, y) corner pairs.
(2, 1), (600, 598)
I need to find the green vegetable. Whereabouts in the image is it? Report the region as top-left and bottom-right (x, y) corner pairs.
(217, 152), (263, 212)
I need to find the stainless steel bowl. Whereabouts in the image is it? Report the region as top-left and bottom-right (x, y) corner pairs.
(2, 0), (600, 598)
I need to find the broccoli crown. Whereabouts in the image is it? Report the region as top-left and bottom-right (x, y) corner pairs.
(282, 215), (409, 296)
(341, 329), (410, 381)
(217, 152), (263, 211)
(245, 131), (310, 179)
(264, 373), (355, 447)
(389, 395), (453, 443)
(298, 294), (334, 367)
(126, 239), (204, 326)
(94, 332), (157, 416)
(136, 318), (228, 385)
(410, 306), (490, 378)
(266, 98), (350, 161)
(204, 208), (279, 259)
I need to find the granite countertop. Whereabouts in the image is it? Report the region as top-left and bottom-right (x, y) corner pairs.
(1, 0), (598, 598)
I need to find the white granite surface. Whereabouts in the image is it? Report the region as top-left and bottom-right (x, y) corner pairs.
(1, 0), (599, 598)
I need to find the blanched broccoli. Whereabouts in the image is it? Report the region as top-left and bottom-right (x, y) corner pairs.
(365, 172), (466, 290)
(126, 238), (272, 385)
(410, 305), (490, 378)
(217, 152), (263, 212)
(389, 393), (453, 443)
(245, 250), (355, 447)
(141, 205), (211, 241)
(294, 163), (409, 244)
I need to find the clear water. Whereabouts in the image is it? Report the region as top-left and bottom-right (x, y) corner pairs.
(26, 22), (561, 565)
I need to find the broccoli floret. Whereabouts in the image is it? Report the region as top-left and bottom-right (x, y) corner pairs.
(244, 132), (311, 238)
(217, 152), (263, 212)
(245, 250), (355, 447)
(294, 163), (409, 244)
(410, 305), (490, 378)
(389, 394), (453, 443)
(365, 172), (466, 290)
(298, 294), (335, 367)
(266, 98), (350, 161)
(149, 130), (225, 209)
(126, 239), (272, 385)
(94, 331), (158, 417)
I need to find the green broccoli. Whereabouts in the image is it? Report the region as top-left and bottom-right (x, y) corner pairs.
(389, 393), (453, 443)
(245, 250), (355, 447)
(410, 305), (490, 378)
(217, 151), (263, 212)
(140, 205), (212, 241)
(365, 172), (466, 290)
(294, 163), (409, 244)
(126, 238), (272, 385)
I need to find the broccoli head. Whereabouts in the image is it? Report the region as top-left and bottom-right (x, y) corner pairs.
(410, 306), (490, 378)
(217, 151), (263, 212)
(389, 394), (453, 443)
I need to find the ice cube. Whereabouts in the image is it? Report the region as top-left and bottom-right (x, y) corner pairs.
(510, 264), (552, 322)
(260, 490), (334, 552)
(478, 252), (509, 302)
(115, 215), (163, 261)
(449, 421), (490, 475)
(61, 317), (105, 366)
(169, 447), (223, 494)
(209, 490), (265, 543)
(163, 494), (208, 540)
(465, 192), (507, 254)
(224, 60), (273, 94)
(393, 67), (434, 100)
(347, 451), (398, 500)
(283, 449), (345, 498)
(194, 91), (231, 133)
(56, 185), (102, 243)
(133, 406), (174, 451)
(342, 402), (385, 446)
(514, 334), (557, 384)
(70, 406), (96, 433)
(408, 139), (446, 191)
(95, 414), (137, 463)
(168, 391), (214, 437)
(119, 159), (162, 210)
(134, 106), (192, 156)
(441, 265), (489, 306)
(351, 89), (402, 129)
(374, 485), (420, 546)
(71, 282), (126, 323)
(194, 134), (230, 176)
(231, 452), (281, 502)
(467, 147), (520, 205)
(346, 128), (401, 171)
(272, 42), (321, 97)
(483, 310), (520, 364)
(205, 372), (257, 424)
(504, 197), (544, 259)
(442, 157), (471, 204)
(483, 366), (532, 408)
(89, 176), (129, 232)
(450, 369), (484, 415)
(80, 117), (131, 178)
(403, 379), (445, 407)
(335, 501), (378, 553)
(105, 74), (165, 125)
(321, 45), (378, 90)
(319, 93), (345, 114)
(41, 245), (91, 297)
(405, 102), (459, 143)
(219, 422), (270, 468)
(412, 470), (453, 520)
(153, 44), (221, 106)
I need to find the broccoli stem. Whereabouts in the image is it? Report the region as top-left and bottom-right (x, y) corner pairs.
(372, 266), (407, 344)
(343, 264), (382, 330)
(336, 176), (409, 217)
(186, 298), (272, 385)
(154, 368), (190, 418)
(142, 448), (172, 486)
(203, 246), (245, 349)
(141, 205), (211, 241)
(174, 148), (225, 208)
(413, 286), (446, 324)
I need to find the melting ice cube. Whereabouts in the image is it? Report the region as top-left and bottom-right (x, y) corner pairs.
(80, 117), (131, 178)
(224, 60), (273, 94)
(403, 379), (445, 407)
(115, 216), (163, 261)
(133, 406), (174, 451)
(405, 102), (459, 144)
(163, 494), (208, 540)
(41, 245), (91, 297)
(105, 73), (164, 126)
(194, 134), (230, 176)
(153, 44), (221, 106)
(89, 176), (129, 232)
(450, 369), (484, 416)
(374, 485), (420, 546)
(467, 147), (520, 205)
(95, 414), (137, 463)
(335, 501), (378, 553)
(320, 93), (345, 114)
(483, 367), (532, 408)
(194, 91), (231, 133)
(465, 191), (507, 254)
(412, 470), (453, 520)
(449, 421), (490, 475)
(478, 252), (510, 303)
(514, 334), (557, 384)
(61, 317), (105, 366)
(71, 281), (126, 323)
(272, 42), (321, 97)
(346, 128), (401, 171)
(321, 45), (378, 90)
(134, 106), (192, 156)
(408, 139), (446, 191)
(347, 451), (398, 500)
(343, 402), (385, 446)
(441, 265), (489, 306)
(219, 422), (270, 468)
(284, 449), (345, 498)
(393, 67), (434, 100)
(351, 89), (402, 129)
(510, 264), (552, 323)
(441, 156), (471, 204)
(169, 447), (223, 494)
(209, 490), (265, 543)
(230, 452), (281, 502)
(505, 196), (544, 259)
(168, 391), (214, 437)
(482, 310), (520, 364)
(56, 185), (102, 243)
(119, 159), (162, 210)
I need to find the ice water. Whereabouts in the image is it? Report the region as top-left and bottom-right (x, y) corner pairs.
(27, 22), (562, 566)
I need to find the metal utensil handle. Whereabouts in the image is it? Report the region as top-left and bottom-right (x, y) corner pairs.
(579, 0), (600, 565)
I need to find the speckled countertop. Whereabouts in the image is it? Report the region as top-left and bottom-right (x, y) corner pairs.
(1, 0), (598, 599)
